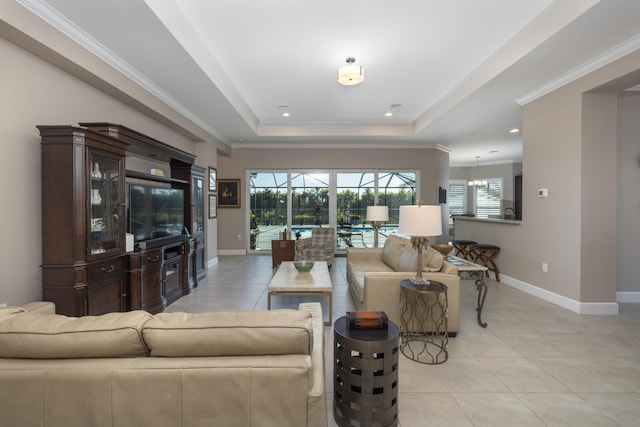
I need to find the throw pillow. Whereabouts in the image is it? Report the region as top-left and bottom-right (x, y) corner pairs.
(422, 246), (444, 271)
(397, 245), (418, 272)
(381, 234), (408, 271)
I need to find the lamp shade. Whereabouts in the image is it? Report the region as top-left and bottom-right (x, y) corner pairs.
(366, 205), (389, 222)
(398, 205), (442, 237)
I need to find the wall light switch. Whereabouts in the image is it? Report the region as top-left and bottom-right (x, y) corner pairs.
(542, 262), (548, 272)
(537, 188), (549, 198)
(237, 234), (242, 241)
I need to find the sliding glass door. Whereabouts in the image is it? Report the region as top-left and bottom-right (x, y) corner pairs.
(290, 172), (330, 238)
(249, 170), (417, 252)
(249, 172), (288, 250)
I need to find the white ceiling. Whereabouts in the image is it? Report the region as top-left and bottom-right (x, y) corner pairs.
(9, 0), (640, 165)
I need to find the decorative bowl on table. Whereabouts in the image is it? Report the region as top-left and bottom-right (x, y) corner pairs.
(431, 244), (453, 257)
(293, 261), (314, 272)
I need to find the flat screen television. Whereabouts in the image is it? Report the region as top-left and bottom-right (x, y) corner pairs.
(127, 182), (185, 243)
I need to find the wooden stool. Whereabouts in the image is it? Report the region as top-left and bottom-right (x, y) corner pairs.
(469, 244), (501, 281)
(451, 240), (477, 260)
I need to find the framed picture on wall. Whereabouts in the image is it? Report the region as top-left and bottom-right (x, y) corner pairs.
(208, 167), (217, 192)
(217, 178), (241, 208)
(209, 195), (217, 218)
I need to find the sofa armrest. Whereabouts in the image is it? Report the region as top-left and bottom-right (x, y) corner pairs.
(298, 303), (327, 427)
(20, 301), (56, 314)
(363, 272), (411, 326)
(440, 260), (459, 275)
(362, 271), (461, 333)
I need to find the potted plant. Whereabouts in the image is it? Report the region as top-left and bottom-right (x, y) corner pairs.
(250, 228), (260, 249)
(295, 214), (309, 225)
(263, 210), (276, 226)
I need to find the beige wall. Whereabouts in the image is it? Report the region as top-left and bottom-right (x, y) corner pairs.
(194, 143), (219, 264)
(0, 37), (217, 306)
(617, 94), (640, 293)
(580, 93), (618, 303)
(217, 147), (449, 251)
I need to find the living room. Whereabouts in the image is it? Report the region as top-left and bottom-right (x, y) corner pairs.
(1, 1), (640, 425)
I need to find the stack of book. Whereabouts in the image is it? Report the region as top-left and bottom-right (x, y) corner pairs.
(346, 311), (388, 330)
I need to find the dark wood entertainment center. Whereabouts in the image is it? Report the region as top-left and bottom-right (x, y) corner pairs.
(39, 123), (206, 316)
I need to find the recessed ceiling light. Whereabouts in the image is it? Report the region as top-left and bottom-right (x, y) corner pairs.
(282, 112), (290, 117)
(385, 104), (401, 117)
(509, 128), (520, 133)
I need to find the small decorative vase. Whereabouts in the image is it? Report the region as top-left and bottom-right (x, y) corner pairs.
(91, 189), (102, 205)
(91, 162), (102, 180)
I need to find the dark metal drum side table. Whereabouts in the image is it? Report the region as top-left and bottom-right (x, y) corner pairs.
(399, 280), (449, 364)
(333, 316), (400, 427)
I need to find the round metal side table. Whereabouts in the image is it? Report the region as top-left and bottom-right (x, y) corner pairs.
(399, 279), (448, 364)
(333, 316), (400, 427)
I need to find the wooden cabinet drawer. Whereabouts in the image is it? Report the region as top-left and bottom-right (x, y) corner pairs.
(87, 257), (124, 282)
(141, 249), (162, 266)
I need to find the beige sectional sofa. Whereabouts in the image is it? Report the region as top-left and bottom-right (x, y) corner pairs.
(347, 234), (461, 335)
(0, 301), (327, 427)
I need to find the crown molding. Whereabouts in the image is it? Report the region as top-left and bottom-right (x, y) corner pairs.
(16, 0), (227, 143)
(516, 33), (640, 105)
(231, 140), (438, 150)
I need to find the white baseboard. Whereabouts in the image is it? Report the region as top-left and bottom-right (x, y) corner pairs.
(216, 250), (246, 256)
(616, 292), (640, 303)
(206, 256), (219, 269)
(500, 275), (619, 315)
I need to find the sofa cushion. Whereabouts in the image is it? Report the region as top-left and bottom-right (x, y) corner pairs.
(0, 310), (151, 359)
(348, 260), (395, 273)
(381, 234), (408, 271)
(143, 309), (313, 357)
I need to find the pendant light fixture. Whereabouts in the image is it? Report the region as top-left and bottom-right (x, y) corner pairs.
(468, 156), (488, 187)
(337, 57), (364, 86)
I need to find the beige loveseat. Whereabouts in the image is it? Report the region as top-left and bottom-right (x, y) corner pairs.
(0, 301), (327, 427)
(347, 234), (461, 335)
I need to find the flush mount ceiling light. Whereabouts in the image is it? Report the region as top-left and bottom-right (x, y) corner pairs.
(468, 156), (488, 187)
(337, 57), (364, 86)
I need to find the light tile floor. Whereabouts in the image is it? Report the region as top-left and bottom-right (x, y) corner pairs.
(166, 255), (640, 427)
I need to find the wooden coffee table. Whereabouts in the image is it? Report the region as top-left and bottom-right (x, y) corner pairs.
(267, 261), (332, 325)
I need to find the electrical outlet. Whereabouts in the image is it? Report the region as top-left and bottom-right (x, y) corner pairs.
(542, 262), (548, 272)
(237, 234), (242, 241)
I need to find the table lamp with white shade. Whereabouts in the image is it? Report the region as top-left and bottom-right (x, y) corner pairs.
(366, 205), (389, 248)
(398, 203), (442, 285)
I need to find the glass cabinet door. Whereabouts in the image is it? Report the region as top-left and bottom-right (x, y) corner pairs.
(193, 175), (204, 233)
(89, 152), (122, 257)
